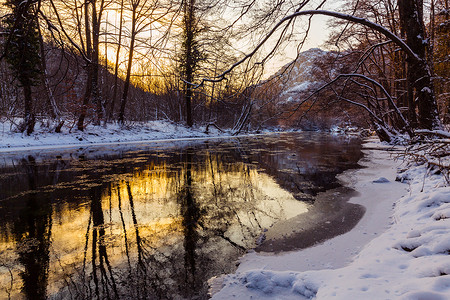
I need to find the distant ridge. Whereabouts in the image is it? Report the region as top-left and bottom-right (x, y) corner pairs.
(268, 48), (334, 104)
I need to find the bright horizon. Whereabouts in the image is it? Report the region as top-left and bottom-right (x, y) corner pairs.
(97, 0), (336, 83)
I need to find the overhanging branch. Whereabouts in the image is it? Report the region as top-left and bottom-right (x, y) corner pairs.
(193, 9), (421, 89)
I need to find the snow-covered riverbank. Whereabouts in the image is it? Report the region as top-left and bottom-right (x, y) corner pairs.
(210, 139), (450, 299)
(2, 121), (448, 299)
(0, 120), (238, 152)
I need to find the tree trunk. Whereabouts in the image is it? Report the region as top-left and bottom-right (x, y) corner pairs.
(77, 65), (93, 131)
(183, 0), (196, 127)
(38, 24), (55, 120)
(23, 84), (35, 135)
(91, 0), (102, 125)
(77, 0), (93, 131)
(398, 0), (441, 129)
(108, 0), (124, 121)
(77, 0), (104, 130)
(38, 22), (64, 132)
(185, 83), (193, 127)
(118, 6), (137, 125)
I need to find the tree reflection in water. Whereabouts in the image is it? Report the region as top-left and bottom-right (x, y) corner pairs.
(0, 133), (362, 299)
(179, 148), (201, 298)
(15, 156), (52, 300)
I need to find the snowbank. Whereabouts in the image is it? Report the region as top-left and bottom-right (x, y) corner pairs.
(0, 120), (233, 153)
(211, 140), (450, 299)
(2, 121), (448, 299)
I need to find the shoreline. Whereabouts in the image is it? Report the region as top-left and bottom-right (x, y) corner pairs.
(209, 138), (410, 298)
(0, 120), (257, 154)
(0, 120), (361, 154)
(225, 138), (408, 272)
(0, 132), (272, 154)
(254, 185), (364, 253)
(211, 137), (450, 299)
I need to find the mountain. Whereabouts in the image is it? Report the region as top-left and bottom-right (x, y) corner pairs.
(252, 48), (366, 130)
(270, 48), (332, 104)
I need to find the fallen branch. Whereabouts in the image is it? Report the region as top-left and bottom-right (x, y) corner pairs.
(414, 129), (450, 139)
(397, 135), (450, 183)
(205, 123), (225, 134)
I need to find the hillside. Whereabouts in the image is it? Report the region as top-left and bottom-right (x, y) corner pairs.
(271, 48), (332, 105)
(253, 48), (366, 130)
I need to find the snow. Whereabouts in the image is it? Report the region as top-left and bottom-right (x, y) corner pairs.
(210, 138), (450, 299)
(0, 119), (240, 153)
(269, 48), (331, 104)
(286, 81), (319, 94)
(2, 119), (449, 299)
(415, 129), (450, 139)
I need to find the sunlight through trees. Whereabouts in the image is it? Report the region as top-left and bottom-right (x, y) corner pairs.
(0, 0), (447, 139)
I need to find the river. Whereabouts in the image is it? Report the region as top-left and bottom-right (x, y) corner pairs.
(0, 132), (363, 299)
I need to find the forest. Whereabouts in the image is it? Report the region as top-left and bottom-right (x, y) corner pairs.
(0, 0), (449, 141)
(1, 1), (450, 299)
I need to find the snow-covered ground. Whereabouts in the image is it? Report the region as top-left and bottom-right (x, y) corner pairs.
(2, 120), (449, 299)
(210, 139), (450, 300)
(0, 120), (235, 152)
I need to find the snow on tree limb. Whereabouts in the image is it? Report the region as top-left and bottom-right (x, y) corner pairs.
(415, 129), (450, 139)
(287, 72), (411, 135)
(291, 10), (421, 62)
(338, 73), (411, 131)
(193, 9), (421, 88)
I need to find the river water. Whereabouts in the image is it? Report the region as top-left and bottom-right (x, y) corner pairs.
(0, 132), (363, 299)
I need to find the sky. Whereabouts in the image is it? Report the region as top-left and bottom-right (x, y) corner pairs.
(266, 14), (330, 76)
(98, 0), (340, 81)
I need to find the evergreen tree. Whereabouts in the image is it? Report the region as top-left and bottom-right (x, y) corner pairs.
(3, 0), (41, 135)
(179, 0), (205, 127)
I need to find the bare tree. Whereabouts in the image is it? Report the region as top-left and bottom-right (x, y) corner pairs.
(118, 0), (167, 124)
(108, 0), (124, 121)
(194, 3), (442, 139)
(399, 0), (440, 130)
(76, 0), (108, 130)
(179, 0), (198, 127)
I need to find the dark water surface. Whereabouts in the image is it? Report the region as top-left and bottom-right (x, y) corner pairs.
(0, 132), (363, 299)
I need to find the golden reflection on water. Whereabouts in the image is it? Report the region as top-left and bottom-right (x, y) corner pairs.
(0, 152), (308, 299)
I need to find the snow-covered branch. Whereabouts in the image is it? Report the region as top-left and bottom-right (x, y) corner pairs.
(290, 10), (420, 62)
(193, 9), (421, 89)
(338, 73), (410, 131)
(415, 129), (450, 139)
(289, 72), (411, 136)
